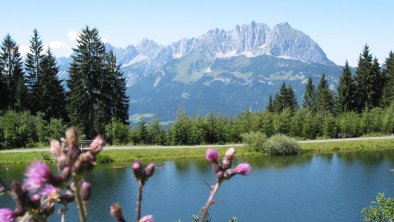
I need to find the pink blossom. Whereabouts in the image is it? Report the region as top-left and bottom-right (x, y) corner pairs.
(233, 163), (252, 176)
(50, 140), (62, 158)
(132, 161), (143, 179)
(205, 149), (218, 163)
(23, 161), (51, 191)
(41, 185), (56, 197)
(80, 181), (91, 201)
(139, 215), (154, 222)
(225, 147), (236, 160)
(144, 163), (155, 178)
(0, 208), (16, 222)
(90, 135), (105, 154)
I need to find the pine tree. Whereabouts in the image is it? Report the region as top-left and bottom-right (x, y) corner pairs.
(273, 82), (287, 112)
(337, 61), (355, 112)
(382, 51), (394, 106)
(354, 45), (384, 110)
(38, 49), (67, 120)
(0, 34), (27, 111)
(25, 29), (44, 113)
(104, 51), (129, 124)
(266, 94), (274, 112)
(285, 85), (298, 112)
(303, 76), (317, 112)
(316, 74), (335, 114)
(67, 27), (107, 137)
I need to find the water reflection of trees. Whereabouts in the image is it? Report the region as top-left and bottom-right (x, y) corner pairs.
(338, 150), (394, 166)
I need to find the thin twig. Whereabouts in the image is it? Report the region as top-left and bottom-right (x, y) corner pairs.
(73, 175), (87, 222)
(136, 180), (143, 221)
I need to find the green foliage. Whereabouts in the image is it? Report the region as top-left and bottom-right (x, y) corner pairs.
(382, 51), (394, 107)
(362, 193), (394, 222)
(241, 131), (268, 152)
(337, 61), (355, 113)
(303, 76), (317, 112)
(0, 111), (37, 148)
(337, 112), (361, 138)
(316, 74), (335, 114)
(105, 118), (130, 145)
(354, 45), (384, 110)
(67, 27), (129, 138)
(262, 134), (301, 155)
(97, 155), (114, 164)
(0, 34), (27, 111)
(273, 82), (298, 113)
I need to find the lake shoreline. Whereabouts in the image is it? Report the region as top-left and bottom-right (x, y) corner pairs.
(0, 138), (393, 165)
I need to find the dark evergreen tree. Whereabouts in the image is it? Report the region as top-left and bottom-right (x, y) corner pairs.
(266, 94), (274, 112)
(303, 76), (317, 112)
(337, 61), (355, 112)
(0, 34), (27, 111)
(273, 82), (287, 112)
(354, 45), (384, 110)
(382, 51), (394, 106)
(285, 85), (298, 113)
(104, 51), (129, 124)
(38, 49), (67, 120)
(137, 118), (148, 144)
(316, 74), (335, 114)
(25, 29), (44, 112)
(67, 27), (109, 137)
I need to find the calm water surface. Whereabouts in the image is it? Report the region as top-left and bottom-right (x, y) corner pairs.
(1, 150), (394, 222)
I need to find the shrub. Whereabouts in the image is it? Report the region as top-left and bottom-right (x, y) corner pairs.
(97, 155), (114, 164)
(262, 134), (301, 155)
(241, 131), (268, 152)
(105, 118), (130, 145)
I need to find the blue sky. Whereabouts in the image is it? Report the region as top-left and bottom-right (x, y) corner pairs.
(0, 0), (393, 66)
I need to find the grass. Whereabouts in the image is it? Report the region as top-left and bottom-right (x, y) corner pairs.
(0, 138), (393, 165)
(300, 139), (394, 153)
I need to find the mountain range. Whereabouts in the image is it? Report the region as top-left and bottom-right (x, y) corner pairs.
(57, 21), (343, 123)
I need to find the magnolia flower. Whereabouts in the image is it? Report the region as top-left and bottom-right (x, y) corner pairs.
(139, 215), (154, 222)
(205, 149), (219, 163)
(233, 163), (252, 176)
(0, 208), (16, 222)
(23, 162), (51, 192)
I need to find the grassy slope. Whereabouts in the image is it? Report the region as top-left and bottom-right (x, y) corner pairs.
(0, 139), (393, 165)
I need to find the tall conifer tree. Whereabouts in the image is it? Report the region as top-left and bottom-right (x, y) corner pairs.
(25, 29), (44, 113)
(0, 34), (27, 111)
(337, 61), (355, 112)
(382, 51), (394, 106)
(38, 49), (67, 120)
(316, 74), (335, 114)
(303, 76), (316, 112)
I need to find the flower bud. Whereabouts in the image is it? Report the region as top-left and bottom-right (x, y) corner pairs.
(132, 161), (143, 180)
(65, 127), (79, 148)
(211, 162), (220, 173)
(80, 181), (91, 201)
(206, 149), (218, 163)
(50, 140), (62, 158)
(223, 169), (233, 179)
(111, 203), (126, 222)
(225, 148), (236, 160)
(233, 163), (252, 176)
(221, 158), (231, 170)
(90, 135), (105, 155)
(144, 163), (155, 179)
(63, 190), (75, 202)
(139, 215), (154, 222)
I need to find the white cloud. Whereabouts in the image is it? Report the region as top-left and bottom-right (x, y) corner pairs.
(19, 44), (30, 56)
(67, 30), (78, 42)
(49, 41), (67, 49)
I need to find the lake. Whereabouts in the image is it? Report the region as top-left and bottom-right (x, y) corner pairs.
(1, 150), (394, 221)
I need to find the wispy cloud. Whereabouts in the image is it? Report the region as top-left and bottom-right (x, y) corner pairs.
(19, 44), (30, 56)
(67, 30), (78, 42)
(49, 41), (67, 49)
